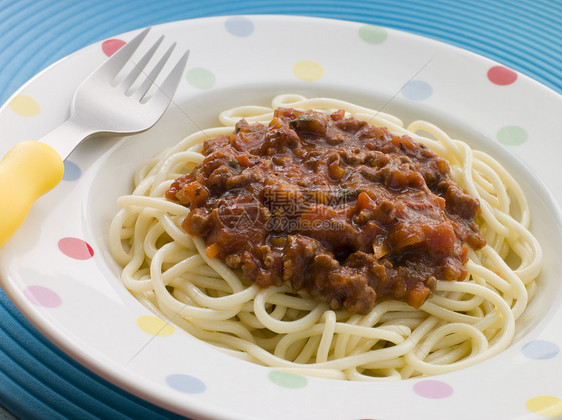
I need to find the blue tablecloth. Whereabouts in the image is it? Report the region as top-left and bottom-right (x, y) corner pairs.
(0, 1), (560, 418)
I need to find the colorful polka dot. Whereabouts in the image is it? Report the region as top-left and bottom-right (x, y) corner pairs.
(102, 39), (125, 57)
(136, 315), (175, 337)
(401, 80), (433, 101)
(497, 125), (528, 145)
(293, 60), (323, 82)
(9, 95), (40, 117)
(522, 340), (560, 360)
(24, 285), (62, 308)
(225, 16), (254, 37)
(268, 371), (307, 389)
(525, 396), (562, 418)
(62, 160), (81, 181)
(358, 25), (388, 45)
(165, 374), (206, 394)
(487, 65), (517, 86)
(413, 380), (453, 399)
(186, 67), (216, 89)
(58, 237), (94, 260)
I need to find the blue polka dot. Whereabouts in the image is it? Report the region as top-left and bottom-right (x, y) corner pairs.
(62, 160), (81, 181)
(225, 16), (254, 37)
(522, 340), (560, 360)
(401, 80), (433, 101)
(165, 374), (206, 394)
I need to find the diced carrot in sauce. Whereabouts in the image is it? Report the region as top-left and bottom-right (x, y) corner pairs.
(235, 154), (252, 167)
(407, 284), (431, 308)
(357, 191), (376, 211)
(205, 243), (221, 259)
(328, 161), (345, 179)
(178, 181), (209, 207)
(372, 241), (390, 259)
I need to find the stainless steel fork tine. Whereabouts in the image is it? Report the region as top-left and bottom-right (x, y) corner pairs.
(134, 42), (176, 101)
(122, 35), (164, 93)
(156, 50), (190, 100)
(98, 27), (151, 78)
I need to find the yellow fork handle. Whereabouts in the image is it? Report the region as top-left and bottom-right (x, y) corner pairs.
(0, 141), (64, 248)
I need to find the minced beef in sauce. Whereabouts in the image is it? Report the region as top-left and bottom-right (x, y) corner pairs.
(166, 108), (485, 314)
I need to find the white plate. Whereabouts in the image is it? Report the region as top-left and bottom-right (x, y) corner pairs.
(1, 16), (562, 420)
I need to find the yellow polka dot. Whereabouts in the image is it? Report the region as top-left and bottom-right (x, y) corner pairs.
(136, 315), (175, 337)
(9, 95), (40, 117)
(526, 396), (562, 418)
(293, 60), (323, 82)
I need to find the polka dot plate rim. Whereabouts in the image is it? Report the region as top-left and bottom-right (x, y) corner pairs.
(0, 15), (561, 420)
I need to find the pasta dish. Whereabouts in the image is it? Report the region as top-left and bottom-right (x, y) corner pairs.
(109, 95), (541, 380)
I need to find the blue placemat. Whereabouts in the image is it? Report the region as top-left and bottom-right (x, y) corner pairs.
(0, 1), (560, 419)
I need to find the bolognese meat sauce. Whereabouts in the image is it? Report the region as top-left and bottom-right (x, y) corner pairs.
(167, 108), (485, 314)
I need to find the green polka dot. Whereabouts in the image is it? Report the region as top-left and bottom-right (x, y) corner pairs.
(268, 371), (307, 388)
(358, 25), (388, 45)
(186, 67), (216, 89)
(497, 125), (528, 145)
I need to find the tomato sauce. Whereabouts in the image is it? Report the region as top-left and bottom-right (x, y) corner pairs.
(167, 108), (485, 314)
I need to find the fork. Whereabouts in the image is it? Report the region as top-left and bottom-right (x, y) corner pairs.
(0, 27), (189, 248)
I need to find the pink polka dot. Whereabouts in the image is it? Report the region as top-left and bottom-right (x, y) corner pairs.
(487, 65), (517, 85)
(413, 380), (453, 399)
(24, 285), (62, 308)
(58, 237), (94, 260)
(102, 39), (126, 57)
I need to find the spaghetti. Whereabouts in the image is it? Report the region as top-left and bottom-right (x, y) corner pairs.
(109, 95), (541, 380)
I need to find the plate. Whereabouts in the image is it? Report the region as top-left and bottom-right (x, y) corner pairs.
(1, 16), (562, 419)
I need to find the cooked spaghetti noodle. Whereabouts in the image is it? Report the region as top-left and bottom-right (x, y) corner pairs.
(109, 95), (541, 380)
